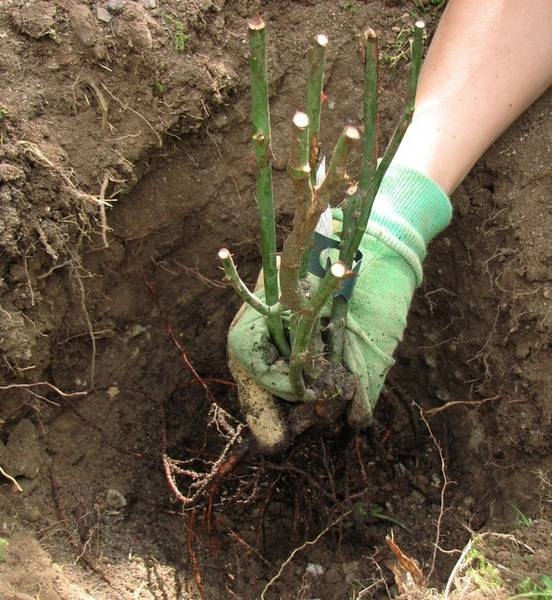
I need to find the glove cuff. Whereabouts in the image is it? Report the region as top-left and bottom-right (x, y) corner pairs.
(368, 164), (452, 285)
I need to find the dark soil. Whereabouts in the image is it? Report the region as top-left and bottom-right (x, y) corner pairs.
(0, 1), (551, 599)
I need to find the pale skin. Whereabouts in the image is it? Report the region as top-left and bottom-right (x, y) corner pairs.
(393, 0), (552, 195)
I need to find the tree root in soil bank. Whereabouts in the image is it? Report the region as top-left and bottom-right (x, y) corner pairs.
(47, 465), (128, 599)
(145, 276), (249, 509)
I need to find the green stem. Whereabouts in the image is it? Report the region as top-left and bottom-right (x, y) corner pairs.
(279, 111), (313, 313)
(296, 124), (359, 281)
(374, 20), (424, 191)
(340, 28), (379, 268)
(297, 34), (328, 279)
(328, 295), (347, 362)
(289, 262), (349, 400)
(408, 21), (425, 113)
(289, 111), (311, 175)
(248, 17), (289, 357)
(330, 28), (379, 362)
(306, 34), (328, 184)
(330, 23), (425, 362)
(316, 125), (360, 202)
(219, 248), (271, 317)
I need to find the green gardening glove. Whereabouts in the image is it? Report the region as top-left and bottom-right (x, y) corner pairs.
(228, 164), (452, 451)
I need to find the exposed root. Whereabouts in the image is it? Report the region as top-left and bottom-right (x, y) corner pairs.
(18, 141), (109, 208)
(72, 267), (96, 389)
(443, 538), (473, 599)
(386, 534), (425, 589)
(161, 404), (247, 508)
(260, 510), (352, 600)
(145, 277), (218, 402)
(226, 527), (271, 567)
(71, 75), (111, 130)
(47, 465), (126, 598)
(33, 221), (59, 261)
(414, 401), (451, 583)
(0, 466), (23, 492)
(145, 277), (248, 507)
(186, 510), (206, 600)
(425, 394), (501, 416)
(101, 83), (163, 147)
(98, 171), (112, 248)
(22, 257), (35, 307)
(0, 381), (87, 398)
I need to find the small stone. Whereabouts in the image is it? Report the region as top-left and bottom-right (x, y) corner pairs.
(127, 324), (147, 338)
(424, 352), (437, 369)
(11, 2), (56, 39)
(435, 389), (450, 402)
(212, 113), (229, 130)
(409, 490), (426, 505)
(106, 488), (127, 509)
(0, 419), (42, 479)
(142, 0), (157, 8)
(431, 473), (442, 488)
(515, 340), (531, 360)
(70, 4), (97, 47)
(462, 496), (475, 509)
(22, 503), (42, 522)
(453, 368), (464, 381)
(107, 0), (125, 14)
(96, 6), (112, 23)
(305, 563), (324, 577)
(342, 560), (361, 585)
(0, 163), (25, 183)
(524, 263), (548, 282)
(112, 3), (153, 51)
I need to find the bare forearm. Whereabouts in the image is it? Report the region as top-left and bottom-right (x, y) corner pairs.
(393, 0), (552, 194)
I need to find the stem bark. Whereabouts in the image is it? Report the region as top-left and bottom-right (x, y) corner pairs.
(248, 17), (289, 357)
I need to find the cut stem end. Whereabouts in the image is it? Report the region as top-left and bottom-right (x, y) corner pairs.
(293, 111), (310, 130)
(363, 27), (377, 43)
(344, 126), (361, 143)
(218, 248), (231, 260)
(330, 261), (347, 279)
(315, 33), (329, 48)
(248, 16), (265, 31)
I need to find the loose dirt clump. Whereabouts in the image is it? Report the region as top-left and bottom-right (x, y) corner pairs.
(0, 1), (551, 599)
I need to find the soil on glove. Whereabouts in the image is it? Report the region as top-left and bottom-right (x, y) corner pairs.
(0, 1), (551, 599)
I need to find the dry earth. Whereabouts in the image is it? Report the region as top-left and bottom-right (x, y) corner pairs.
(0, 1), (551, 599)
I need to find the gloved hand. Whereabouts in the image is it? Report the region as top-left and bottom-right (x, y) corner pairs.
(228, 165), (452, 453)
